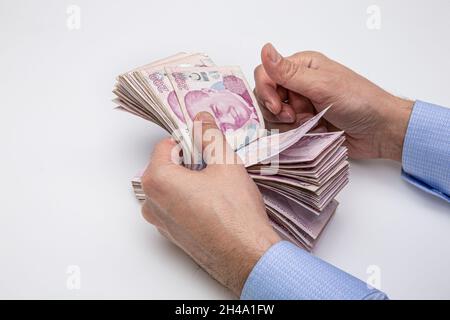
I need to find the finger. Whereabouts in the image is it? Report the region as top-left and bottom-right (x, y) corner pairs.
(193, 112), (239, 166)
(148, 138), (185, 169)
(288, 91), (316, 115)
(262, 94), (312, 124)
(325, 121), (340, 132)
(157, 227), (172, 241)
(309, 123), (328, 133)
(254, 65), (282, 115)
(254, 84), (288, 107)
(261, 43), (321, 94)
(258, 101), (280, 123)
(142, 138), (191, 196)
(142, 200), (165, 228)
(277, 86), (288, 102)
(254, 88), (281, 122)
(276, 103), (296, 123)
(255, 88), (296, 124)
(260, 102), (295, 124)
(266, 112), (315, 132)
(155, 226), (181, 248)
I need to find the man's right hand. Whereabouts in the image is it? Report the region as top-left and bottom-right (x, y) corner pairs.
(254, 43), (414, 161)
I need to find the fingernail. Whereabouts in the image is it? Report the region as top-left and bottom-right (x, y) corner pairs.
(195, 111), (215, 123)
(267, 43), (281, 64)
(278, 111), (294, 123)
(265, 102), (275, 113)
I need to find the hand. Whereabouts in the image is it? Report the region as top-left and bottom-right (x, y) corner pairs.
(140, 112), (281, 296)
(254, 43), (414, 161)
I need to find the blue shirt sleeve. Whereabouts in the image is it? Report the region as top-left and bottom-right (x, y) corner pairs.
(241, 241), (387, 300)
(401, 100), (450, 202)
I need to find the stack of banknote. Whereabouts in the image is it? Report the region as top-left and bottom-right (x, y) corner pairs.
(114, 52), (349, 251)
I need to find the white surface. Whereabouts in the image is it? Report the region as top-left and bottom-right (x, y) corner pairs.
(0, 0), (449, 299)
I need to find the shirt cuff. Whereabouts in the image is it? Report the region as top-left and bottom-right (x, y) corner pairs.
(402, 100), (450, 201)
(240, 241), (388, 300)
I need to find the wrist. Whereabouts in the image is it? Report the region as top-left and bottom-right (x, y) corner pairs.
(233, 230), (281, 296)
(379, 96), (414, 161)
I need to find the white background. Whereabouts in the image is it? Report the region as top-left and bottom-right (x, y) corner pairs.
(0, 0), (449, 299)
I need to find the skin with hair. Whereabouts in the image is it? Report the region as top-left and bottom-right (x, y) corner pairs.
(141, 44), (413, 296)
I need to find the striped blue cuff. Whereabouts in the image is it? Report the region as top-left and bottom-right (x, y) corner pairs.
(402, 100), (450, 202)
(241, 241), (387, 300)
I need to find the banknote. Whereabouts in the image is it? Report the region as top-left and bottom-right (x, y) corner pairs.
(135, 53), (215, 128)
(247, 132), (345, 173)
(261, 187), (337, 249)
(253, 160), (348, 192)
(276, 132), (344, 163)
(271, 153), (348, 183)
(123, 52), (189, 75)
(236, 106), (332, 167)
(166, 66), (265, 151)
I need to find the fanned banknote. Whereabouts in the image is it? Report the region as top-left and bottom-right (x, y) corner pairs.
(114, 53), (350, 251)
(114, 53), (215, 154)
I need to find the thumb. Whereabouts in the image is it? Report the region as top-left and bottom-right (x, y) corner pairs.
(193, 112), (238, 166)
(148, 138), (186, 169)
(261, 43), (318, 94)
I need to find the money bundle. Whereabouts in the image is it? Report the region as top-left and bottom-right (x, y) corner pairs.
(114, 53), (349, 251)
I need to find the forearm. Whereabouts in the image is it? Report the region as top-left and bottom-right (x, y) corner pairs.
(378, 96), (414, 162)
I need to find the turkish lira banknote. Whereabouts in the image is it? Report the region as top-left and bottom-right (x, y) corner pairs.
(166, 66), (264, 151)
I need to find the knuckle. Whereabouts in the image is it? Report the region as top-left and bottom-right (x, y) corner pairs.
(254, 64), (263, 78)
(293, 51), (327, 69)
(140, 174), (154, 197)
(253, 87), (259, 99)
(298, 51), (326, 60)
(141, 202), (149, 217)
(152, 139), (167, 155)
(306, 80), (327, 101)
(279, 60), (300, 85)
(141, 167), (168, 195)
(141, 204), (157, 225)
(140, 171), (153, 191)
(151, 167), (168, 186)
(159, 167), (175, 186)
(141, 202), (151, 220)
(306, 50), (325, 58)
